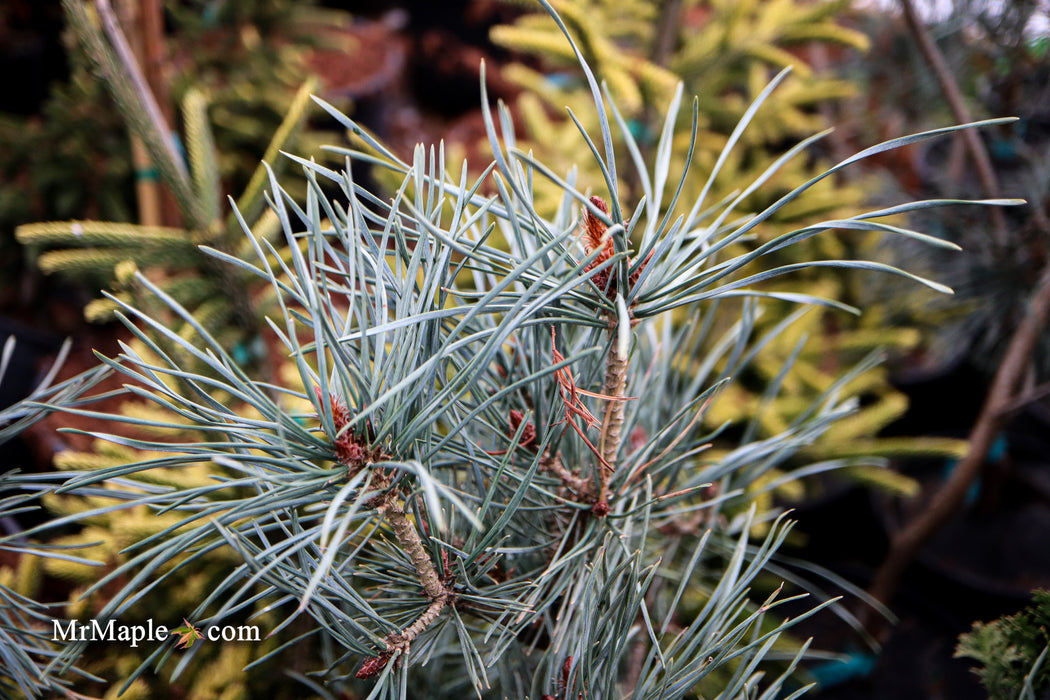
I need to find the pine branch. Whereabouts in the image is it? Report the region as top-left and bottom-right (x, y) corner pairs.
(15, 4), (1022, 695)
(319, 389), (454, 675)
(390, 596), (448, 648)
(351, 473), (455, 679)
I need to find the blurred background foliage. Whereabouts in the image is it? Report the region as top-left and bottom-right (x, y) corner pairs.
(0, 0), (348, 299)
(837, 0), (1050, 382)
(2, 1), (355, 696)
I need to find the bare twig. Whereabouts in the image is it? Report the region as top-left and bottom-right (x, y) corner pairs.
(898, 0), (1009, 249)
(542, 450), (594, 500)
(866, 262), (1050, 627)
(374, 475), (449, 602)
(651, 0), (682, 68)
(354, 471), (454, 678)
(867, 0), (1048, 638)
(597, 335), (628, 504)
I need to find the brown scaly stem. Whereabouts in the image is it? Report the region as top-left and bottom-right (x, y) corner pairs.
(596, 332), (628, 505)
(375, 475), (449, 601)
(578, 196), (641, 509)
(355, 470), (455, 677)
(388, 596), (449, 648)
(542, 449), (594, 501)
(361, 586), (449, 678)
(321, 395), (454, 677)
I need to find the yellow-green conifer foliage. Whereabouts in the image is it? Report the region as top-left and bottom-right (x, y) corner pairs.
(16, 78), (312, 352)
(16, 1), (338, 359)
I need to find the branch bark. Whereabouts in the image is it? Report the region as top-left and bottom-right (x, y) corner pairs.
(866, 261), (1050, 623)
(358, 470), (455, 672)
(376, 478), (449, 601)
(898, 0), (1009, 250)
(597, 335), (628, 504)
(95, 0), (189, 187)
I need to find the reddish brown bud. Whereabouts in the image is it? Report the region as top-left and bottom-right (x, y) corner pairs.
(509, 409), (525, 430)
(591, 500), (610, 517)
(315, 385), (352, 429)
(590, 267), (613, 295)
(628, 425), (649, 451)
(355, 652), (392, 679)
(336, 439), (366, 467)
(582, 196), (614, 273)
(316, 385), (373, 473)
(508, 409), (537, 450)
(579, 196), (650, 298)
(559, 655), (575, 696)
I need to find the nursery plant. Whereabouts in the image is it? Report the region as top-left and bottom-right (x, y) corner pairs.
(0, 0), (350, 246)
(956, 588), (1050, 699)
(8, 2), (1020, 698)
(16, 0), (325, 360)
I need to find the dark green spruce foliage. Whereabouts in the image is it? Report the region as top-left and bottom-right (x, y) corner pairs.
(10, 3), (1020, 698)
(957, 589), (1050, 699)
